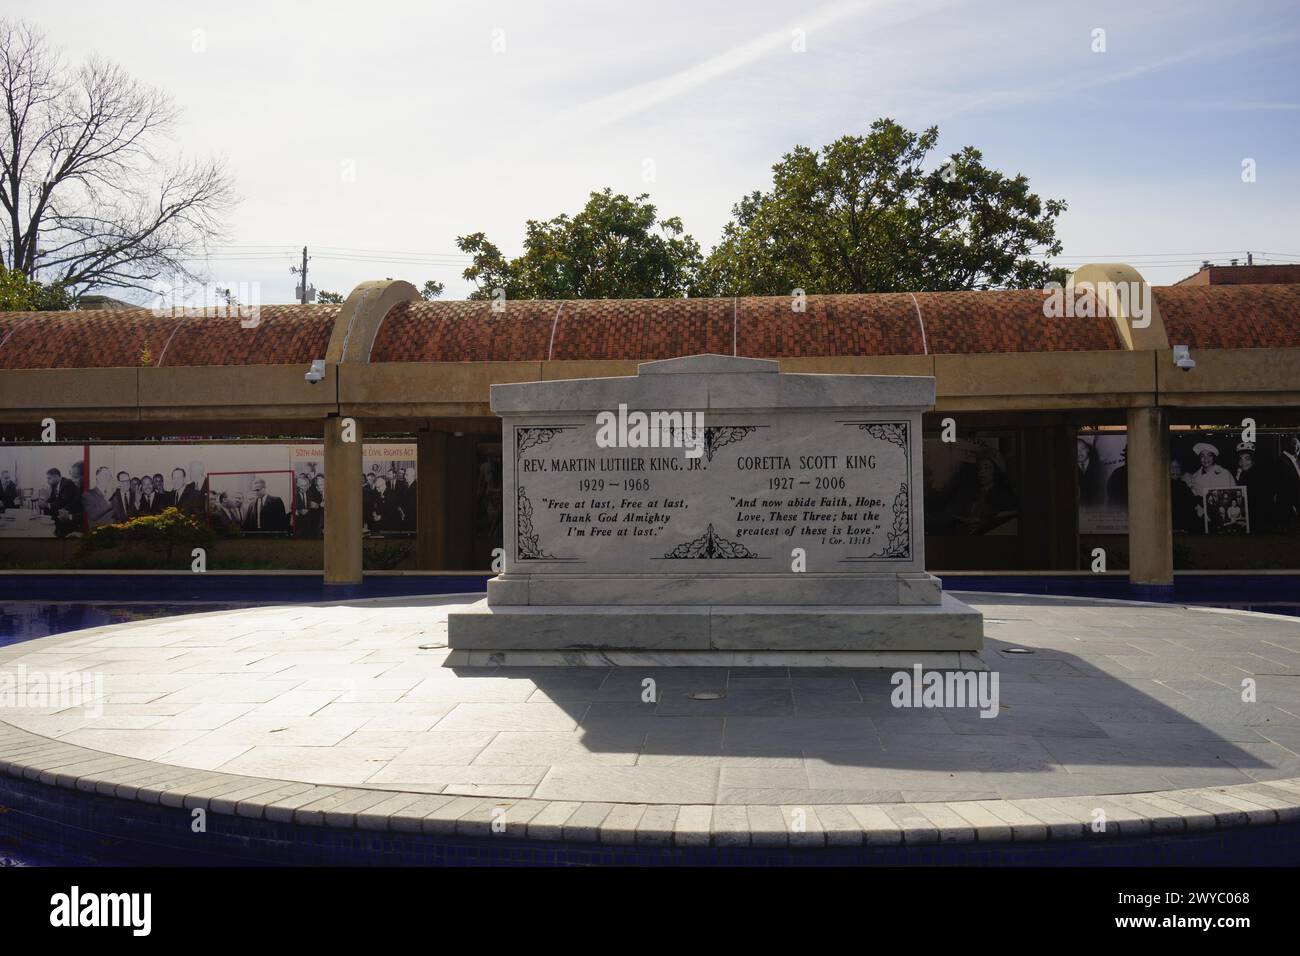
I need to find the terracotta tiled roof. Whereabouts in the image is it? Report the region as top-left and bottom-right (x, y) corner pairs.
(0, 306), (338, 370)
(0, 285), (1295, 369)
(913, 289), (1119, 353)
(1156, 284), (1300, 349)
(733, 294), (923, 358)
(371, 290), (1120, 363)
(370, 300), (559, 363)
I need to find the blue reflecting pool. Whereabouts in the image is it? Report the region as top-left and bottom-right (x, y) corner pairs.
(0, 601), (252, 647)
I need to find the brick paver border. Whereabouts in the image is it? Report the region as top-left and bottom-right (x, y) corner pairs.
(3, 719), (1298, 849)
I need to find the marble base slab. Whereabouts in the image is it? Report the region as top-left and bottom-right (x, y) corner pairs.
(446, 593), (983, 657)
(443, 649), (988, 669)
(487, 572), (943, 607)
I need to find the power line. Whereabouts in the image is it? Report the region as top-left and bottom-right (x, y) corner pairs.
(202, 243), (472, 261)
(197, 242), (1300, 265)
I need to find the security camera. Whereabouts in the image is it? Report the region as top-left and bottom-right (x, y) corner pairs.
(304, 358), (326, 384)
(1172, 345), (1196, 373)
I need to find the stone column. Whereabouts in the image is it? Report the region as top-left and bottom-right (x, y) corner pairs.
(324, 415), (363, 585)
(416, 428), (448, 570)
(1126, 406), (1173, 589)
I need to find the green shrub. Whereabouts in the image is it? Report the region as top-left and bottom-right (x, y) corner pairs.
(364, 542), (412, 570)
(77, 507), (215, 568)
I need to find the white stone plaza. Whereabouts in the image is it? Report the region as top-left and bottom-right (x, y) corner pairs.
(2, 591), (1300, 846)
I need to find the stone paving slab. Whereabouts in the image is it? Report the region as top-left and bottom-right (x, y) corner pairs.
(2, 592), (1300, 848)
(9, 714), (1297, 847)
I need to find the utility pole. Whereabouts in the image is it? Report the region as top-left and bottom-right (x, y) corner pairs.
(291, 246), (313, 303)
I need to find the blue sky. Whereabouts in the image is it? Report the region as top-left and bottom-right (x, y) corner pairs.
(14, 0), (1300, 301)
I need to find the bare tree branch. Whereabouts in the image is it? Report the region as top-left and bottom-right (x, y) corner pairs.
(0, 18), (235, 294)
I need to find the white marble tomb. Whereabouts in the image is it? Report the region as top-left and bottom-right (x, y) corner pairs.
(446, 354), (983, 666)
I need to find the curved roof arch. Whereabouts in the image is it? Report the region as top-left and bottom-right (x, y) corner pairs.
(0, 283), (1295, 370)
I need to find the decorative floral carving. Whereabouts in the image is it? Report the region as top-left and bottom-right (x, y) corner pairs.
(516, 486), (554, 560)
(516, 427), (565, 456)
(663, 523), (759, 559)
(864, 482), (910, 559)
(858, 423), (908, 448)
(704, 426), (758, 462)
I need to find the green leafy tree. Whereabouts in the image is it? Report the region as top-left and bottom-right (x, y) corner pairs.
(0, 264), (74, 309)
(457, 188), (702, 299)
(319, 281), (440, 304)
(697, 119), (1067, 295)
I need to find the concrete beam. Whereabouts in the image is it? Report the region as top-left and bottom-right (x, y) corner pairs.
(934, 350), (1155, 401)
(0, 368), (139, 425)
(137, 364), (337, 422)
(1156, 348), (1300, 403)
(5, 349), (1300, 434)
